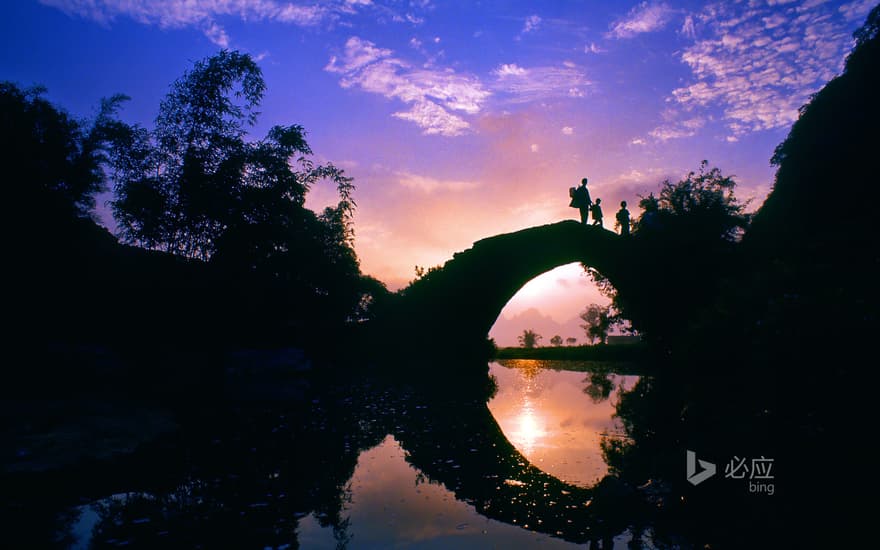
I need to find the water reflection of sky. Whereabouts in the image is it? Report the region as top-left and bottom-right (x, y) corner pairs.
(297, 434), (584, 549)
(298, 361), (641, 548)
(487, 361), (637, 488)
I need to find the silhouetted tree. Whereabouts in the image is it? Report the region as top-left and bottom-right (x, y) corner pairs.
(583, 370), (614, 403)
(107, 50), (354, 261)
(589, 161), (749, 349)
(102, 51), (378, 336)
(636, 160), (750, 241)
(2, 82), (123, 225)
(580, 304), (616, 345)
(518, 329), (542, 348)
(550, 335), (563, 347)
(566, 337), (577, 346)
(2, 81), (141, 350)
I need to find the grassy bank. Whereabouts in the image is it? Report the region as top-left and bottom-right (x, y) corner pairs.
(493, 343), (648, 362)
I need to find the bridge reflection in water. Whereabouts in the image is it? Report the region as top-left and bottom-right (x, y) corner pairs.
(487, 360), (637, 488)
(298, 360), (641, 548)
(63, 359), (648, 548)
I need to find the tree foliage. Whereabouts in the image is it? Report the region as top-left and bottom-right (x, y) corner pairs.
(518, 329), (542, 349)
(1, 82), (123, 224)
(550, 335), (563, 347)
(747, 3), (880, 256)
(102, 50), (382, 336)
(634, 160), (750, 243)
(589, 161), (750, 349)
(579, 304), (616, 345)
(107, 50), (355, 263)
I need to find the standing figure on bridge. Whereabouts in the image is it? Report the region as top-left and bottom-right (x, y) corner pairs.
(591, 198), (604, 227)
(568, 178), (592, 224)
(616, 200), (631, 236)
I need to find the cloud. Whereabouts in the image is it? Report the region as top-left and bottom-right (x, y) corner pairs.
(494, 63), (527, 77)
(839, 0), (876, 21)
(396, 172), (479, 193)
(680, 15), (696, 38)
(585, 42), (607, 54)
(607, 2), (673, 39)
(522, 14), (542, 33)
(326, 37), (490, 136)
(275, 4), (328, 26)
(325, 35), (392, 73)
(530, 143), (539, 153)
(561, 126), (574, 135)
(41, 0), (338, 29)
(328, 38), (592, 135)
(203, 20), (229, 47)
(656, 0), (865, 139)
(649, 116), (705, 141)
(491, 62), (591, 103)
(40, 0), (397, 44)
(392, 102), (470, 136)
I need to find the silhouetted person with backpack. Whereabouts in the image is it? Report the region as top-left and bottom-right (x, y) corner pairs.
(616, 201), (631, 236)
(569, 178), (592, 224)
(591, 198), (603, 227)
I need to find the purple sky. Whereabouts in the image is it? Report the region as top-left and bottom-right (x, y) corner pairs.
(2, 0), (874, 331)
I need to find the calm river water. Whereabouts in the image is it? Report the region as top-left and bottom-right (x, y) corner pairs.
(63, 360), (644, 548)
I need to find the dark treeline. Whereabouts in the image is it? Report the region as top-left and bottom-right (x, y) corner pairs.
(3, 51), (389, 394)
(493, 342), (647, 362)
(586, 7), (879, 546)
(2, 7), (879, 546)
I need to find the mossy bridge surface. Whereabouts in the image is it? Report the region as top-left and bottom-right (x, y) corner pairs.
(385, 220), (630, 350)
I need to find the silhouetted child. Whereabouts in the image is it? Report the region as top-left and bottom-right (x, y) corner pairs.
(616, 201), (631, 236)
(590, 198), (603, 227)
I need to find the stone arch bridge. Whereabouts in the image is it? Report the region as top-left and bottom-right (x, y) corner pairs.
(383, 220), (632, 354)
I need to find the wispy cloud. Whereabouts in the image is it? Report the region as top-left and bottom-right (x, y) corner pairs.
(39, 0), (398, 45)
(648, 116), (705, 141)
(651, 0), (869, 140)
(494, 63), (527, 77)
(561, 126), (574, 135)
(326, 36), (490, 136)
(839, 0), (877, 21)
(491, 62), (591, 103)
(607, 2), (673, 39)
(203, 20), (229, 47)
(41, 0), (336, 28)
(326, 40), (590, 134)
(397, 171), (479, 193)
(680, 14), (696, 39)
(522, 14), (542, 33)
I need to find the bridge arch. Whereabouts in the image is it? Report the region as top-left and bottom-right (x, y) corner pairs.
(387, 221), (630, 353)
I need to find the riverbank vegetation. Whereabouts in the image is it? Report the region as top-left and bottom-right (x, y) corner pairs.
(4, 51), (390, 394)
(494, 343), (647, 362)
(2, 7), (878, 546)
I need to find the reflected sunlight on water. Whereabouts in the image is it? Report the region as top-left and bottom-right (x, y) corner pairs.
(487, 360), (638, 488)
